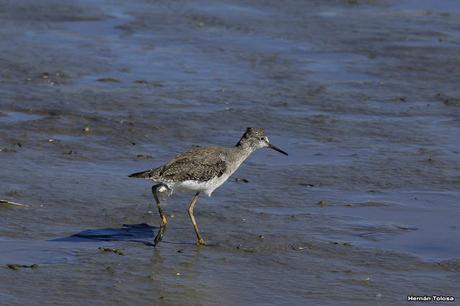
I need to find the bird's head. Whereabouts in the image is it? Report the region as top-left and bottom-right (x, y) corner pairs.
(236, 127), (288, 155)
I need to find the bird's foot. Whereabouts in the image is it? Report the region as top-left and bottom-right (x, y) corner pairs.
(196, 238), (206, 246)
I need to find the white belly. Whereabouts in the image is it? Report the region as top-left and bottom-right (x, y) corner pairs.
(171, 173), (232, 196)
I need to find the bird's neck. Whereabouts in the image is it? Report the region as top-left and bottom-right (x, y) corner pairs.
(233, 143), (256, 162)
(223, 145), (256, 175)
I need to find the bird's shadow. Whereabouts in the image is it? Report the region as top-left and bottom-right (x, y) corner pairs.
(53, 223), (157, 246)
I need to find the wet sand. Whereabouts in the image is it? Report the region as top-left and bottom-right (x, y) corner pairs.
(1, 0), (460, 305)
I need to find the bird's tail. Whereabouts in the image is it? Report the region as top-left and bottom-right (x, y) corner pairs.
(128, 169), (153, 179)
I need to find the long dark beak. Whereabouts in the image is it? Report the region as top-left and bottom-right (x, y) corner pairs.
(268, 143), (288, 155)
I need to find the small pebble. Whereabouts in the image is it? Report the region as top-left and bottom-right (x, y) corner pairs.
(235, 178), (249, 183)
(299, 183), (315, 187)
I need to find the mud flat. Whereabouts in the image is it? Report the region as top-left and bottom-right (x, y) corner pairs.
(1, 0), (460, 305)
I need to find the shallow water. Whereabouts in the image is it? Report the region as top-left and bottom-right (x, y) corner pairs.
(0, 112), (44, 124)
(1, 0), (460, 305)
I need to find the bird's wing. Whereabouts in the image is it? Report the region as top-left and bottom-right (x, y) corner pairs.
(155, 146), (228, 182)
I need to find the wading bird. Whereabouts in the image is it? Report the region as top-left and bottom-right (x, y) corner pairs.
(129, 128), (288, 246)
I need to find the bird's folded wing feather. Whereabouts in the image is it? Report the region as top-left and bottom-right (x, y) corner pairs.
(155, 146), (227, 182)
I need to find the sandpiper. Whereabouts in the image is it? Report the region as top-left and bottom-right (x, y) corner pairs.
(129, 127), (288, 246)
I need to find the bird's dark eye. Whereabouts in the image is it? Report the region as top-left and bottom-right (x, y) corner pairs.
(260, 137), (264, 140)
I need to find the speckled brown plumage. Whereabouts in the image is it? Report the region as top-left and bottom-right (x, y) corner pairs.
(129, 146), (228, 182)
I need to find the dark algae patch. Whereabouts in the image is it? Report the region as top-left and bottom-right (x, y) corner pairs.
(98, 247), (125, 256)
(6, 264), (39, 271)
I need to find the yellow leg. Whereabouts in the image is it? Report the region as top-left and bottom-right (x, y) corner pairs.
(152, 184), (168, 246)
(188, 192), (205, 246)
